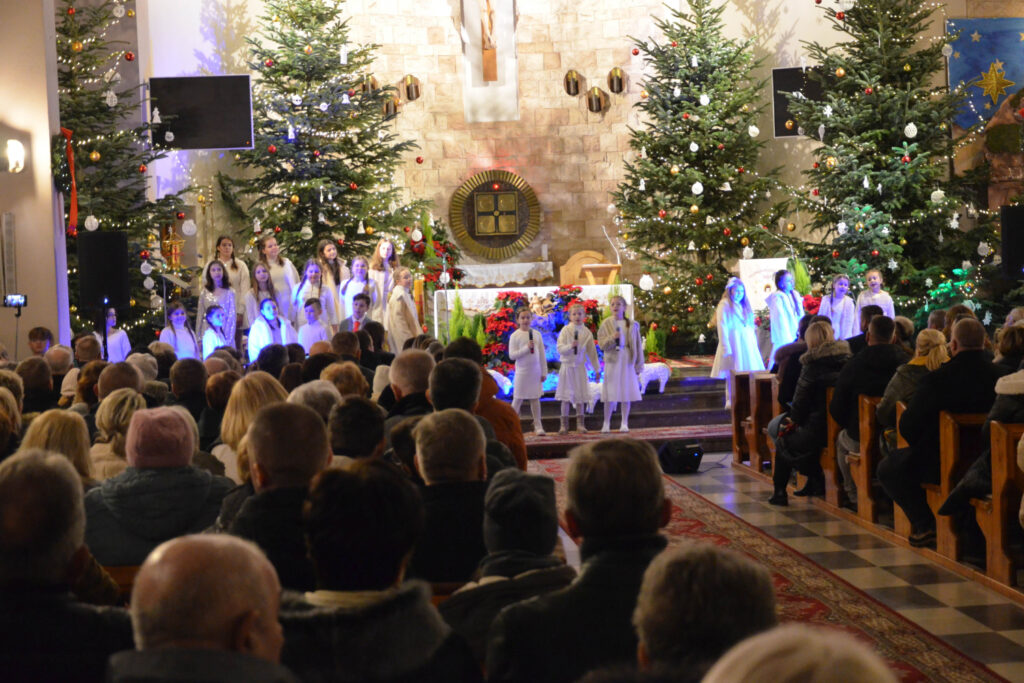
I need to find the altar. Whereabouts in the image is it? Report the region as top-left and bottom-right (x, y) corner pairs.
(458, 261), (554, 287)
(432, 284), (634, 339)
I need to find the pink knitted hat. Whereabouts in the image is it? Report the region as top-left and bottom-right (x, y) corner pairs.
(125, 407), (195, 468)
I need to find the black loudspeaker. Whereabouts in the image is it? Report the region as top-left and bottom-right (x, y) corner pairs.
(78, 231), (130, 310)
(657, 441), (704, 474)
(1001, 205), (1024, 279)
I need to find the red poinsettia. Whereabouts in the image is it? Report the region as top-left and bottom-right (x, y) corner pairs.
(803, 294), (821, 315)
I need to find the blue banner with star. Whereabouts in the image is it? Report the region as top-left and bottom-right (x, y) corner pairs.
(946, 18), (1024, 129)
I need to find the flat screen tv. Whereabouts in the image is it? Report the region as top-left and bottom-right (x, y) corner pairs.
(149, 75), (253, 150)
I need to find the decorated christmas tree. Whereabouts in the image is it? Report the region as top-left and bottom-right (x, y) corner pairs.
(219, 0), (428, 264)
(52, 0), (185, 341)
(785, 0), (995, 315)
(613, 0), (785, 340)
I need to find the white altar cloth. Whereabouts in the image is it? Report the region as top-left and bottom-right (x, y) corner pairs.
(458, 261), (554, 287)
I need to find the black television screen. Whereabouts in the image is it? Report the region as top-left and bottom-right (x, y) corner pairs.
(771, 67), (825, 138)
(149, 75), (253, 150)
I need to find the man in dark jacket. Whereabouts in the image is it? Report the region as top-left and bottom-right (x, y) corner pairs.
(228, 403), (330, 591)
(829, 316), (908, 508)
(0, 450), (134, 683)
(879, 318), (1010, 546)
(846, 304), (884, 356)
(330, 331), (377, 387)
(279, 460), (482, 683)
(167, 358), (208, 424)
(486, 438), (670, 683)
(383, 349), (435, 447)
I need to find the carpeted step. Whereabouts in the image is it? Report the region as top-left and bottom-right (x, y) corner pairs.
(524, 424), (733, 459)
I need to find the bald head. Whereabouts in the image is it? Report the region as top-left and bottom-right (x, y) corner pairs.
(951, 317), (987, 353)
(389, 349), (435, 398)
(309, 341), (332, 356)
(97, 362), (143, 400)
(45, 345), (73, 375)
(131, 535), (283, 662)
(204, 356), (230, 376)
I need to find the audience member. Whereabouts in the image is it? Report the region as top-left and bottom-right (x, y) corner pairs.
(769, 314), (830, 414)
(288, 379), (341, 424)
(19, 409), (94, 489)
(198, 370), (240, 451)
(210, 348), (243, 374)
(278, 362), (303, 393)
(846, 304), (883, 355)
(331, 330), (376, 385)
(384, 415), (425, 484)
(27, 326), (54, 356)
(893, 316), (915, 355)
(215, 371), (288, 483)
(406, 408), (489, 583)
(0, 387), (21, 460)
(254, 343), (289, 381)
(927, 308), (946, 331)
(995, 324), (1024, 372)
(362, 320), (395, 367)
(278, 460), (482, 683)
(97, 361), (144, 400)
(85, 407), (234, 565)
(125, 352), (158, 383)
(440, 469), (576, 662)
(384, 349), (435, 443)
(203, 355), (230, 376)
(300, 351), (339, 384)
(486, 438), (670, 683)
(45, 344), (73, 406)
(0, 368), (25, 413)
(879, 318), (1008, 546)
(169, 405), (224, 477)
(167, 358), (208, 423)
(61, 337), (103, 405)
(702, 624), (897, 683)
(328, 395), (386, 462)
(0, 450), (133, 682)
(943, 303), (976, 341)
(17, 356), (56, 414)
(70, 360), (109, 415)
(90, 388), (146, 481)
(108, 535), (296, 683)
(285, 342), (305, 365)
(829, 316), (907, 509)
(320, 360), (369, 398)
(148, 342), (178, 381)
(229, 404), (329, 591)
(876, 328), (949, 457)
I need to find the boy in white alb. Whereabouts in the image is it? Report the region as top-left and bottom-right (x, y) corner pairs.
(298, 299), (330, 354)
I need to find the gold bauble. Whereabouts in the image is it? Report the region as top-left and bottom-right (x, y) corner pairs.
(701, 243), (709, 249)
(89, 150), (101, 162)
(663, 286), (672, 295)
(622, 233), (629, 240)
(129, 298), (136, 307)
(825, 156), (837, 169)
(126, 9), (135, 17)
(640, 89), (649, 99)
(70, 305), (77, 313)
(785, 120), (795, 130)
(835, 66), (846, 78)
(197, 194), (206, 204)
(366, 226), (375, 235)
(740, 237), (750, 246)
(290, 194), (300, 204)
(249, 237), (258, 246)
(670, 165), (680, 175)
(940, 273), (946, 279)
(899, 238), (907, 246)
(71, 40), (84, 52)
(903, 63), (912, 72)
(303, 44), (313, 55)
(855, 221), (865, 231)
(689, 204), (699, 214)
(786, 222), (796, 232)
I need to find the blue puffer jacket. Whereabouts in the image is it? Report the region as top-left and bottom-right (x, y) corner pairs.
(85, 466), (234, 566)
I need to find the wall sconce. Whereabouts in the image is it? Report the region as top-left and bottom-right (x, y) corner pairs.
(360, 75), (379, 93)
(564, 70), (581, 96)
(607, 67), (624, 94)
(587, 87), (609, 113)
(403, 75), (421, 102)
(382, 96), (399, 120)
(2, 140), (25, 173)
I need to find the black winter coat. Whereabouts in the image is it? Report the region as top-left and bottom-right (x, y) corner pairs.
(829, 343), (909, 439)
(229, 486), (316, 591)
(781, 340), (851, 460)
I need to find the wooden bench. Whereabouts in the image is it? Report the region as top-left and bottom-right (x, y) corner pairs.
(893, 402), (912, 538)
(744, 372), (775, 474)
(922, 411), (987, 560)
(731, 372), (753, 468)
(430, 581), (466, 606)
(972, 421), (1024, 585)
(821, 387), (842, 507)
(103, 565), (141, 600)
(846, 395), (882, 523)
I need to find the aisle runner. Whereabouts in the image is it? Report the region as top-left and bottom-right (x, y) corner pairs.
(528, 459), (1005, 683)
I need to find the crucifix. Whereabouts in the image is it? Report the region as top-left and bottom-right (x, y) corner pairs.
(480, 0), (497, 81)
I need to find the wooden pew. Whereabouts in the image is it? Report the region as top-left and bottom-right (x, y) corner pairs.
(922, 411), (987, 560)
(972, 422), (1024, 585)
(744, 372), (775, 474)
(846, 395), (882, 523)
(103, 565), (141, 600)
(893, 402), (912, 538)
(821, 387), (841, 507)
(731, 372), (752, 467)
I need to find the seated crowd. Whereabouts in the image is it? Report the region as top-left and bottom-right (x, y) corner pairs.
(0, 321), (933, 682)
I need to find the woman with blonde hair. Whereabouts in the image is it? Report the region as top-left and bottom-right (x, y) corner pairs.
(368, 238), (399, 321)
(0, 387), (19, 459)
(19, 409), (94, 488)
(214, 371), (288, 483)
(385, 267), (420, 353)
(876, 328), (949, 436)
(90, 387), (146, 481)
(320, 361), (370, 398)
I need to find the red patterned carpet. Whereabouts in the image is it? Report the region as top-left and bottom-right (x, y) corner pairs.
(528, 459), (1006, 683)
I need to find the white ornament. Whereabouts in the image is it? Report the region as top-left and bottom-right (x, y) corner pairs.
(112, 3), (125, 17)
(104, 69), (117, 83)
(930, 189), (946, 203)
(84, 215), (99, 231)
(318, 212), (327, 223)
(818, 125), (826, 141)
(438, 271), (452, 285)
(742, 246), (754, 259)
(904, 122), (918, 138)
(357, 220), (365, 234)
(673, 86), (681, 98)
(338, 95), (347, 107)
(888, 259), (898, 271)
(140, 262), (153, 275)
(151, 108), (161, 124)
(977, 241), (992, 257)
(606, 203), (618, 215)
(691, 181), (704, 195)
(863, 176), (870, 189)
(287, 124), (295, 141)
(640, 147), (647, 159)
(638, 179), (646, 192)
(291, 95), (302, 106)
(689, 142), (699, 152)
(164, 131), (175, 142)
(797, 127), (805, 136)
(941, 44), (953, 58)
(880, 226), (890, 236)
(253, 218), (262, 234)
(720, 182), (731, 192)
(691, 56), (699, 67)
(949, 214), (960, 229)
(378, 130), (386, 140)
(824, 105), (833, 118)
(638, 274), (654, 291)
(962, 260), (972, 270)
(748, 125), (759, 137)
(181, 219), (197, 236)
(699, 93), (710, 106)
(925, 277), (933, 287)
(339, 47), (348, 64)
(938, 231), (944, 243)
(410, 228), (423, 242)
(984, 311), (993, 326)
(993, 254), (1003, 266)
(698, 334), (706, 344)
(105, 90), (118, 107)
(143, 276), (155, 290)
(967, 204), (978, 218)
(963, 299), (977, 311)
(837, 222), (847, 235)
(299, 225), (313, 240)
(687, 241), (696, 251)
(877, 183), (883, 194)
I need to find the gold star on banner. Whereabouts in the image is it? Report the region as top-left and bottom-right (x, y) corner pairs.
(986, 103), (992, 110)
(954, 51), (961, 59)
(1020, 32), (1024, 41)
(976, 61), (1015, 104)
(994, 59), (1005, 70)
(971, 30), (982, 42)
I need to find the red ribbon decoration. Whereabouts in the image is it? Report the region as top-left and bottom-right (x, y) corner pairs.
(60, 127), (78, 229)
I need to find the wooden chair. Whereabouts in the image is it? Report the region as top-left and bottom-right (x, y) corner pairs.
(731, 372), (753, 468)
(430, 581), (466, 606)
(972, 422), (1024, 585)
(893, 402), (912, 538)
(103, 565), (141, 600)
(558, 250), (608, 286)
(922, 411), (986, 560)
(846, 395), (882, 522)
(821, 387), (842, 507)
(744, 372), (775, 474)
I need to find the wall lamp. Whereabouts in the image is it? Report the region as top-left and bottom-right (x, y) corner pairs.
(2, 140), (25, 173)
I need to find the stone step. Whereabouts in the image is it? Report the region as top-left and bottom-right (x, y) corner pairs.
(525, 425), (733, 459)
(520, 407), (730, 433)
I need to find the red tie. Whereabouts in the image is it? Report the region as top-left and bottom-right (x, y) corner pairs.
(354, 320), (360, 331)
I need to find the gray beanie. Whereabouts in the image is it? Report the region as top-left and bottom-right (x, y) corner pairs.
(483, 469), (558, 555)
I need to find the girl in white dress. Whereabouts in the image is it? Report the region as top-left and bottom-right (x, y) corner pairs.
(817, 273), (857, 340)
(257, 234), (300, 322)
(202, 235), (249, 343)
(856, 268), (895, 319)
(368, 238), (398, 322)
(385, 267), (419, 352)
(597, 296), (644, 433)
(160, 300), (200, 360)
(711, 277), (766, 407)
(243, 263), (289, 331)
(766, 269), (802, 368)
(94, 307), (131, 363)
(196, 261), (236, 349)
(509, 307), (549, 435)
(201, 305), (231, 359)
(316, 239), (349, 321)
(292, 259), (339, 333)
(247, 297), (297, 363)
(556, 303), (599, 434)
(338, 255), (377, 322)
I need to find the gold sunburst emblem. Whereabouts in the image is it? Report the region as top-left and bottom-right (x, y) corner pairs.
(449, 170), (541, 260)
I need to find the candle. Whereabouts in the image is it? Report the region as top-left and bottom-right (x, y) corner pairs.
(541, 244), (549, 260)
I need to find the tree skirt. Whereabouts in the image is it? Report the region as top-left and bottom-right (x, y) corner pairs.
(528, 459), (1005, 683)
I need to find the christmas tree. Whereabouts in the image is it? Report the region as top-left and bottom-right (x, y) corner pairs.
(219, 0), (428, 264)
(52, 0), (185, 341)
(613, 0), (785, 341)
(785, 0), (995, 313)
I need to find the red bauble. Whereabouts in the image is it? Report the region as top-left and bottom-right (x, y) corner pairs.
(686, 306), (694, 313)
(124, 51), (135, 62)
(812, 188), (820, 196)
(274, 226), (282, 233)
(264, 58), (274, 67)
(658, 209), (667, 218)
(815, 0), (822, 4)
(140, 250), (150, 259)
(415, 156), (424, 164)
(671, 41), (678, 47)
(670, 324), (679, 333)
(267, 144), (277, 154)
(722, 228), (731, 236)
(650, 322), (659, 330)
(312, 150), (320, 157)
(347, 89), (355, 97)
(813, 162), (820, 169)
(67, 227), (78, 238)
(412, 242), (425, 255)
(67, 7), (75, 15)
(138, 164), (147, 173)
(706, 273), (713, 281)
(836, 11), (845, 19)
(403, 226), (411, 232)
(336, 238), (345, 246)
(682, 112), (690, 119)
(871, 249), (880, 257)
(695, 277), (703, 286)
(831, 250), (840, 258)
(864, 86), (873, 95)
(176, 211), (185, 220)
(348, 182), (358, 190)
(1019, 108), (1024, 117)
(737, 167), (745, 174)
(901, 155), (911, 163)
(632, 48), (640, 56)
(717, 143), (724, 150)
